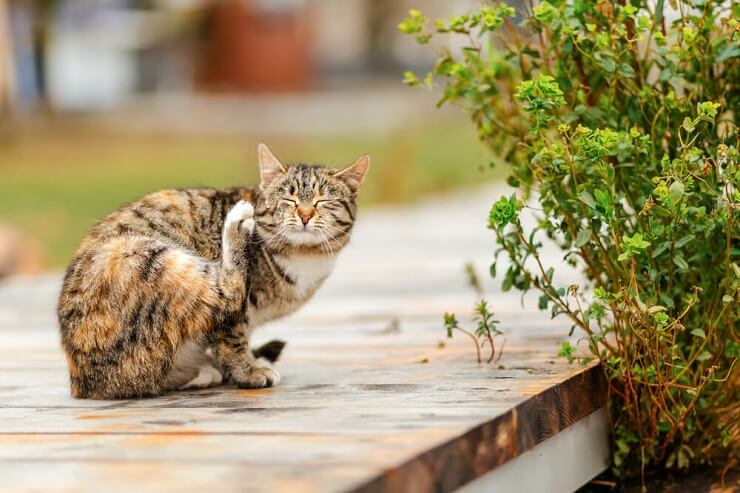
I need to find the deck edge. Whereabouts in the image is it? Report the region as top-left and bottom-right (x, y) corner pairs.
(348, 363), (608, 493)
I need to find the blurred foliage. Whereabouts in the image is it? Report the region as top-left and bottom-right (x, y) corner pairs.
(403, 0), (738, 480)
(0, 120), (496, 266)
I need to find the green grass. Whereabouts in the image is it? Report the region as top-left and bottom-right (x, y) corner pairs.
(0, 120), (500, 267)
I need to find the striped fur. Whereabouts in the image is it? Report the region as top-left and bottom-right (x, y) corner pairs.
(58, 146), (368, 399)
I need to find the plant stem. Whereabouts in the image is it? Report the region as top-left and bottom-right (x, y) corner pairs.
(455, 327), (481, 364)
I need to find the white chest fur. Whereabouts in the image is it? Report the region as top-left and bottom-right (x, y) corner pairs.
(274, 253), (337, 297)
(247, 252), (337, 328)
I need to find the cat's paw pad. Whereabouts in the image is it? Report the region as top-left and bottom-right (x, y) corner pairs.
(234, 365), (280, 389)
(225, 200), (255, 234)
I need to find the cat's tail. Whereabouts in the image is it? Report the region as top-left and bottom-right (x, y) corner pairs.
(252, 340), (286, 363)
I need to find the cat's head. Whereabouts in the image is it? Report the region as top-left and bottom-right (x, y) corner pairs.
(256, 144), (369, 252)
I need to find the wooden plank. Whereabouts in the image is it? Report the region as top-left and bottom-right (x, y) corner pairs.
(0, 296), (604, 493)
(0, 462), (374, 493)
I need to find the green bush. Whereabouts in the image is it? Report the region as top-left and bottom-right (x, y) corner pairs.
(402, 0), (738, 479)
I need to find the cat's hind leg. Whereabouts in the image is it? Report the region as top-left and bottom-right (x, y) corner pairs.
(164, 340), (285, 391)
(164, 340), (223, 391)
(180, 365), (223, 390)
(60, 234), (249, 399)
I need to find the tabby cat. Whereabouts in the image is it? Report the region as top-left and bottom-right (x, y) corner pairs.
(57, 144), (369, 399)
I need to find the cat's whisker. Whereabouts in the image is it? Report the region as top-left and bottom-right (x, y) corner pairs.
(316, 224), (345, 248)
(258, 224), (291, 249)
(315, 221), (347, 240)
(318, 230), (335, 255)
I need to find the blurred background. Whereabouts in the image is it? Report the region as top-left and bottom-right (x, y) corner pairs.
(0, 0), (500, 276)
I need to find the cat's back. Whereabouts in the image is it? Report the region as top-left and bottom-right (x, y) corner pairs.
(58, 186), (254, 319)
(57, 186), (254, 356)
(79, 187), (254, 259)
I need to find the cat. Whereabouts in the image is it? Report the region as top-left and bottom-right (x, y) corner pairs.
(57, 144), (369, 399)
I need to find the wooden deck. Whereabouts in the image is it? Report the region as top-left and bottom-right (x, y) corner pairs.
(0, 186), (607, 493)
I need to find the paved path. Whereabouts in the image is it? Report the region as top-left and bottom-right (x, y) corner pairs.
(98, 83), (459, 136)
(0, 185), (603, 493)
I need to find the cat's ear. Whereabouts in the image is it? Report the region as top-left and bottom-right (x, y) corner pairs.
(258, 143), (286, 189)
(335, 155), (370, 193)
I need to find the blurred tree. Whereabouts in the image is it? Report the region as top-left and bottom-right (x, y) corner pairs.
(29, 0), (51, 105)
(0, 0), (14, 113)
(366, 0), (398, 72)
(8, 0), (56, 110)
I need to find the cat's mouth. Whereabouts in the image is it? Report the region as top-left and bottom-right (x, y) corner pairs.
(284, 227), (324, 246)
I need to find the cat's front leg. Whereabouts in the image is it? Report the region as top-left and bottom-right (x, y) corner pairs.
(213, 323), (281, 389)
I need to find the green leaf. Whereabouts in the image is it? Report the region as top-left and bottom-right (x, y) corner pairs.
(489, 195), (520, 229)
(558, 341), (576, 364)
(617, 63), (636, 78)
(716, 43), (740, 63)
(578, 190), (596, 209)
(423, 72), (434, 89)
(726, 341), (740, 358)
(696, 350), (712, 362)
(669, 180), (685, 202)
(600, 57), (616, 73)
(618, 251), (631, 262)
(673, 254), (689, 270)
(402, 71), (420, 87)
(502, 274), (514, 292)
(538, 295), (549, 310)
(697, 101), (721, 120)
(533, 2), (557, 24)
(678, 448), (691, 469)
(621, 233), (651, 260)
(674, 234), (695, 249)
(616, 439), (630, 454)
(652, 241), (671, 258)
(575, 228), (592, 247)
(443, 312), (458, 338)
(690, 329), (706, 339)
(655, 0), (664, 24)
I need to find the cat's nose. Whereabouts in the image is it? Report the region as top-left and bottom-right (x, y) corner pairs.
(297, 206), (316, 225)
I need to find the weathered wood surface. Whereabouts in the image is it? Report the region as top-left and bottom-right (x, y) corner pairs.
(0, 186), (605, 493)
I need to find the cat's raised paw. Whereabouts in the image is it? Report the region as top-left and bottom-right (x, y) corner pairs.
(225, 200), (255, 234)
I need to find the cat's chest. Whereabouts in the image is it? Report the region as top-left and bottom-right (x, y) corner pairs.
(275, 253), (336, 297)
(248, 252), (336, 326)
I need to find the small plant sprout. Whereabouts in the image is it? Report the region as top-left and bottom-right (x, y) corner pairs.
(557, 341), (576, 364)
(444, 301), (504, 365)
(474, 300), (503, 364)
(444, 312), (481, 364)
